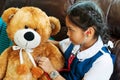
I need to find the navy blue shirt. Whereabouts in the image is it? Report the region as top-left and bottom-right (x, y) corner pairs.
(60, 43), (115, 80)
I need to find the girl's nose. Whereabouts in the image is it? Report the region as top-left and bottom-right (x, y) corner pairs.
(67, 31), (70, 37)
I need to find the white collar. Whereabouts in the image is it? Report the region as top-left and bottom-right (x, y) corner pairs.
(73, 36), (103, 61)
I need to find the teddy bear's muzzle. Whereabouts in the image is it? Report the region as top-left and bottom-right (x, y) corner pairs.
(14, 28), (41, 49)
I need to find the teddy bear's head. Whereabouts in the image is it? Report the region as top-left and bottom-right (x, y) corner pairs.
(2, 7), (61, 49)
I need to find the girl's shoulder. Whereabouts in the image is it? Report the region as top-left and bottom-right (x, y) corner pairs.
(59, 38), (71, 53)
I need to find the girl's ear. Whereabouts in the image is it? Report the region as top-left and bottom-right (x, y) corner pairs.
(49, 16), (61, 35)
(84, 26), (95, 37)
(1, 7), (19, 24)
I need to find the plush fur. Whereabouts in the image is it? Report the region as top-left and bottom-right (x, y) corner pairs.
(0, 7), (64, 80)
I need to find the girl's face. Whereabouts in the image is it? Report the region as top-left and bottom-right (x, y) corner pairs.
(65, 16), (86, 45)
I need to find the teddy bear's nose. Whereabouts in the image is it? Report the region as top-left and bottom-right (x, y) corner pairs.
(24, 31), (34, 41)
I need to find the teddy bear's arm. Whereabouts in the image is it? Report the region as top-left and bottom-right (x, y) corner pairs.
(0, 47), (10, 79)
(45, 42), (65, 70)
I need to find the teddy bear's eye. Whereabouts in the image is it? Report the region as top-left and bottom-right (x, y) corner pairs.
(34, 28), (37, 31)
(25, 25), (28, 29)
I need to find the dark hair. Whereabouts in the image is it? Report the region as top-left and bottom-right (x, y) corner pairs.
(67, 1), (109, 44)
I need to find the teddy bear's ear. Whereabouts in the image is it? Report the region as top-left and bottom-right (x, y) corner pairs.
(1, 7), (19, 24)
(49, 16), (61, 35)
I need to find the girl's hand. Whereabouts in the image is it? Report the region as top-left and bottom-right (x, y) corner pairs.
(35, 57), (65, 80)
(35, 57), (55, 74)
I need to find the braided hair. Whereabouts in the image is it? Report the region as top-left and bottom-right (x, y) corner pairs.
(67, 1), (109, 44)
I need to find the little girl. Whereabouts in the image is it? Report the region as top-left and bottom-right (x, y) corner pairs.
(36, 1), (115, 80)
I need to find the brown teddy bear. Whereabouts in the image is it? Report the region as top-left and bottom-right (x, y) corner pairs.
(0, 7), (64, 80)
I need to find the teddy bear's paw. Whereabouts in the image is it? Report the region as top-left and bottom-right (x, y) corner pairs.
(16, 64), (29, 75)
(31, 67), (44, 78)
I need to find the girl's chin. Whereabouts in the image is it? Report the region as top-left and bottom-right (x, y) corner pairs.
(69, 38), (79, 45)
(73, 43), (79, 45)
(71, 41), (79, 45)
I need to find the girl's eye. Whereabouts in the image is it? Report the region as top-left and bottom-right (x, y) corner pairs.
(68, 28), (74, 31)
(25, 25), (28, 29)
